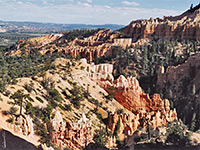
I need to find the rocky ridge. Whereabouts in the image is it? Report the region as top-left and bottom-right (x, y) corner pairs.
(124, 4), (200, 42)
(0, 58), (130, 149)
(8, 29), (122, 62)
(51, 111), (92, 150)
(85, 60), (177, 140)
(157, 54), (200, 100)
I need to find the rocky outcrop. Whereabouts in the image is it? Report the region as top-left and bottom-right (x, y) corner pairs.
(51, 111), (92, 150)
(108, 107), (177, 140)
(8, 29), (120, 62)
(124, 5), (200, 42)
(157, 54), (200, 99)
(87, 63), (177, 139)
(7, 115), (34, 137)
(113, 38), (132, 49)
(88, 61), (114, 82)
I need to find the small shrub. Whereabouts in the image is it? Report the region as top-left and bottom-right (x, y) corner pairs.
(36, 96), (44, 103)
(117, 109), (124, 115)
(7, 117), (14, 123)
(11, 78), (18, 85)
(9, 106), (18, 115)
(49, 89), (63, 102)
(86, 66), (89, 72)
(64, 104), (72, 111)
(80, 66), (85, 70)
(58, 104), (65, 111)
(27, 96), (34, 102)
(96, 112), (103, 123)
(24, 82), (33, 92)
(93, 127), (108, 148)
(0, 96), (3, 101)
(25, 102), (35, 117)
(4, 90), (11, 96)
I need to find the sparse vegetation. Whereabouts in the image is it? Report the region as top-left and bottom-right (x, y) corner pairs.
(24, 82), (34, 92)
(36, 96), (44, 103)
(93, 127), (108, 148)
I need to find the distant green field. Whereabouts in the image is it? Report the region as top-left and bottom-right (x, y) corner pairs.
(0, 32), (46, 47)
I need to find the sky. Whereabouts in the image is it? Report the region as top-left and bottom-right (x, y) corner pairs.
(0, 0), (200, 25)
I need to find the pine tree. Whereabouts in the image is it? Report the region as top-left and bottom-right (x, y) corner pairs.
(10, 90), (28, 115)
(190, 112), (196, 131)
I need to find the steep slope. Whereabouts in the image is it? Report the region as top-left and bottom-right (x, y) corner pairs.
(123, 3), (200, 42)
(156, 53), (200, 131)
(7, 29), (121, 62)
(0, 57), (131, 149)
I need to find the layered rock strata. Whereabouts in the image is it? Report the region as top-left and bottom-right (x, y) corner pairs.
(124, 5), (200, 42)
(9, 29), (120, 62)
(87, 62), (177, 138)
(51, 111), (92, 150)
(7, 115), (34, 137)
(157, 54), (200, 99)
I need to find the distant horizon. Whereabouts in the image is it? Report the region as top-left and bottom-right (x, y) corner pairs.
(0, 20), (124, 26)
(0, 0), (200, 25)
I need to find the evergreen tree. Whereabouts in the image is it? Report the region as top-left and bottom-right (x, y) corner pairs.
(190, 112), (196, 131)
(10, 90), (29, 115)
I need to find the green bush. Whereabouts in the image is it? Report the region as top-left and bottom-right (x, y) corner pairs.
(58, 104), (65, 111)
(7, 117), (14, 123)
(36, 96), (44, 103)
(117, 109), (124, 115)
(25, 102), (35, 117)
(93, 127), (108, 148)
(9, 106), (18, 115)
(24, 82), (34, 92)
(166, 121), (191, 146)
(49, 89), (63, 102)
(64, 104), (72, 111)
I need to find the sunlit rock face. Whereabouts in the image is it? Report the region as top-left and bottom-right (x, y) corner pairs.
(88, 64), (177, 139)
(124, 7), (200, 42)
(9, 29), (120, 62)
(51, 111), (92, 150)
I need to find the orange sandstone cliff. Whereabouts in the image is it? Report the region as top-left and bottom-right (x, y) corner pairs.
(86, 61), (177, 139)
(124, 5), (200, 42)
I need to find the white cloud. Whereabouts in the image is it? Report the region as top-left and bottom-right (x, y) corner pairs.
(0, 1), (181, 25)
(121, 1), (139, 6)
(17, 1), (23, 5)
(105, 5), (111, 9)
(77, 2), (91, 7)
(42, 0), (48, 5)
(86, 0), (92, 3)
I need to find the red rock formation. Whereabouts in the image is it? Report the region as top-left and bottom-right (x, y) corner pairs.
(8, 29), (120, 62)
(124, 7), (200, 42)
(113, 38), (132, 49)
(157, 54), (200, 100)
(87, 63), (177, 134)
(87, 66), (177, 138)
(7, 115), (34, 137)
(51, 111), (92, 150)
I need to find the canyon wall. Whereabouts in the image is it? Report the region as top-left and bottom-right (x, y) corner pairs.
(51, 111), (92, 150)
(157, 54), (200, 100)
(9, 29), (120, 62)
(124, 8), (200, 42)
(87, 62), (177, 139)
